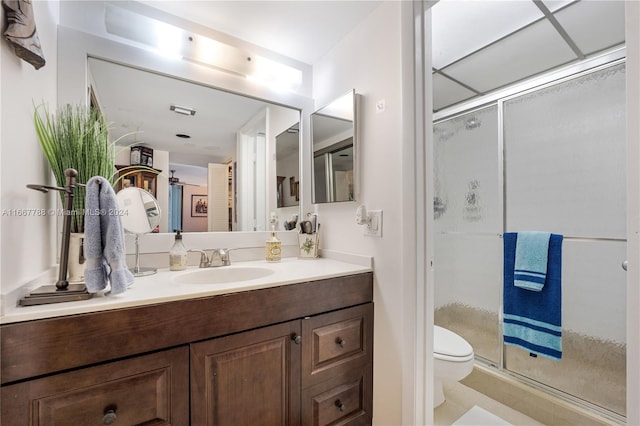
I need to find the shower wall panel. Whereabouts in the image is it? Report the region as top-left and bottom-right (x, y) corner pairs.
(504, 63), (626, 239)
(433, 106), (501, 234)
(434, 106), (502, 364)
(434, 233), (502, 363)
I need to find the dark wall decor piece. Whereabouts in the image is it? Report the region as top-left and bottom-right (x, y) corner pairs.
(2, 0), (45, 69)
(191, 194), (207, 217)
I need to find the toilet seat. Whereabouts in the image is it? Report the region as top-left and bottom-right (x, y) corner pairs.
(434, 325), (474, 362)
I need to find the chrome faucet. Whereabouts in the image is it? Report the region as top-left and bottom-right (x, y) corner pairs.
(191, 249), (231, 268)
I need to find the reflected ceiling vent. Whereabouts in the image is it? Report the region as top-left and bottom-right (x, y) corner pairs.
(170, 105), (196, 116)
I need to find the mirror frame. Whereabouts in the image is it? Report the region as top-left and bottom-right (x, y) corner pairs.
(311, 89), (360, 204)
(57, 25), (313, 236)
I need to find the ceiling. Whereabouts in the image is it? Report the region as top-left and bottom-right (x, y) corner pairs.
(140, 1), (383, 65)
(93, 0), (626, 171)
(91, 1), (381, 172)
(431, 0), (626, 112)
(89, 57), (300, 169)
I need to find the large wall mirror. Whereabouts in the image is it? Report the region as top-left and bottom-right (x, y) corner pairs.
(311, 89), (358, 203)
(85, 55), (300, 234)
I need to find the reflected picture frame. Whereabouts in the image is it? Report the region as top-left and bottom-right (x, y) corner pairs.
(191, 194), (207, 217)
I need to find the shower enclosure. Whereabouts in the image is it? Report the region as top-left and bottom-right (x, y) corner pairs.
(433, 58), (627, 419)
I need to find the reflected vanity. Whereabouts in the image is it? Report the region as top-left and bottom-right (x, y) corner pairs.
(116, 187), (161, 276)
(311, 89), (359, 203)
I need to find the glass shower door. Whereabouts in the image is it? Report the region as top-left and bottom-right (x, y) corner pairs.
(433, 105), (503, 365)
(502, 63), (627, 416)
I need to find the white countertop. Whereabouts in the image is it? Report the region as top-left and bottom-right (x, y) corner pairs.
(1, 257), (372, 325)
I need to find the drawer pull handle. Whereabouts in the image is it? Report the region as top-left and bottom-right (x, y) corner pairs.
(336, 337), (345, 348)
(291, 334), (302, 344)
(335, 399), (345, 411)
(103, 409), (117, 425)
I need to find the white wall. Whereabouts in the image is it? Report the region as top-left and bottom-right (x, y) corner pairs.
(312, 3), (410, 424)
(182, 184), (208, 232)
(169, 163), (208, 186)
(1, 1), (60, 297)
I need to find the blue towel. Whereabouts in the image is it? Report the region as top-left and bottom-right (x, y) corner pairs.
(503, 232), (563, 360)
(514, 231), (551, 291)
(84, 176), (134, 295)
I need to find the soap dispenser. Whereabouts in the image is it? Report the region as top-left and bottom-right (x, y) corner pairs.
(170, 230), (188, 271)
(266, 216), (281, 263)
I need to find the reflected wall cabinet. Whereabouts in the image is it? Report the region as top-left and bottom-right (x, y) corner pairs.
(114, 164), (162, 198)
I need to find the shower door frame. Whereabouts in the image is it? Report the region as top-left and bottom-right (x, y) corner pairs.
(433, 50), (629, 422)
(417, 2), (640, 426)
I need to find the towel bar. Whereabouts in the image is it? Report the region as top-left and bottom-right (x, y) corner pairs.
(22, 168), (91, 305)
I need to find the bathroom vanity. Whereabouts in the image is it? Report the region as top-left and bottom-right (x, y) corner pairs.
(0, 260), (373, 425)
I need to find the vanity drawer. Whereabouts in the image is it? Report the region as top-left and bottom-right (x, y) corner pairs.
(301, 366), (373, 426)
(1, 346), (189, 426)
(302, 303), (373, 388)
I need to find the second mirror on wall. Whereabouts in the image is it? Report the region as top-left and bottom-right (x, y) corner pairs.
(311, 89), (358, 204)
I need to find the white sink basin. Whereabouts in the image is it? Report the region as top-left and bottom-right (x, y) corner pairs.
(176, 267), (274, 285)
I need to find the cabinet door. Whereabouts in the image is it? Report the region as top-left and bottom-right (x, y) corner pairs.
(301, 367), (373, 426)
(301, 303), (373, 426)
(1, 346), (189, 426)
(191, 320), (301, 426)
(302, 303), (373, 388)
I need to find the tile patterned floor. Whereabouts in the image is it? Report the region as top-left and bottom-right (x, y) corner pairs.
(434, 381), (542, 426)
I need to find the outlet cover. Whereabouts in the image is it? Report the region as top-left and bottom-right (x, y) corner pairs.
(364, 210), (382, 237)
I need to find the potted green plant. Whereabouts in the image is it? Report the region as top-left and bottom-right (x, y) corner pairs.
(34, 104), (161, 282)
(34, 103), (118, 282)
(34, 104), (115, 231)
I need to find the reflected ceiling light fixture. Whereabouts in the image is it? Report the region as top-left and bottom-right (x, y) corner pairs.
(170, 105), (196, 116)
(105, 3), (302, 91)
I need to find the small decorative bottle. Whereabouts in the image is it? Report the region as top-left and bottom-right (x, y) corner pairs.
(266, 222), (281, 263)
(169, 230), (188, 271)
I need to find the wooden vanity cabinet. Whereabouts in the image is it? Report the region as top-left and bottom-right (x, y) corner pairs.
(1, 272), (373, 426)
(191, 303), (374, 426)
(301, 303), (374, 426)
(1, 347), (189, 425)
(191, 320), (302, 426)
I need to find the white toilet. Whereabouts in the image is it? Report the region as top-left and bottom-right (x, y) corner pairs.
(433, 325), (475, 407)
